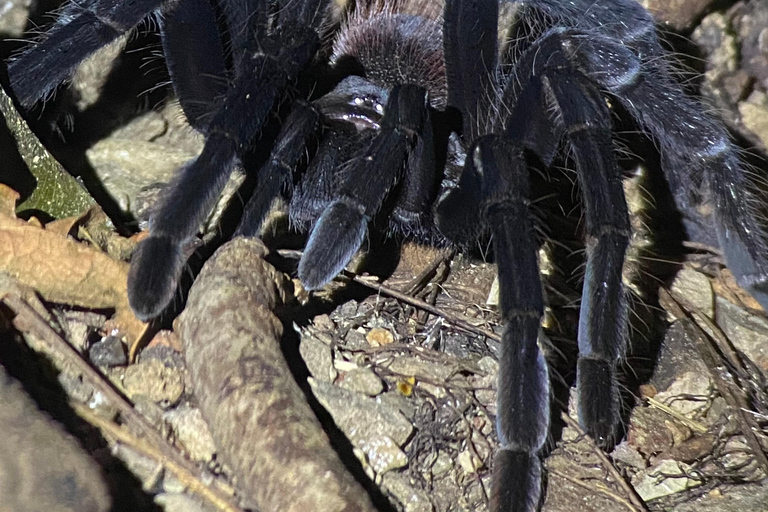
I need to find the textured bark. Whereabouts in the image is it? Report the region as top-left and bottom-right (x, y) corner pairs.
(177, 237), (376, 512)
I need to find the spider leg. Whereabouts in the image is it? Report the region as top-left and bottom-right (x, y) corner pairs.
(469, 135), (550, 512)
(298, 83), (430, 289)
(390, 106), (438, 239)
(545, 68), (630, 445)
(439, 3), (558, 511)
(235, 101), (321, 237)
(436, 0), (503, 243)
(564, 31), (768, 310)
(444, 0), (498, 141)
(128, 0), (328, 319)
(161, 0), (228, 132)
(8, 0), (164, 107)
(289, 127), (368, 230)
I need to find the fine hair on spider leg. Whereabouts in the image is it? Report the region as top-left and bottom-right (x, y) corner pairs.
(8, 0), (768, 511)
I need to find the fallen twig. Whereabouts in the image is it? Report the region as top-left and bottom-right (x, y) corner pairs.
(2, 293), (245, 512)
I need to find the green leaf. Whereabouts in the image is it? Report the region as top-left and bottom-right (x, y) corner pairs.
(0, 85), (94, 219)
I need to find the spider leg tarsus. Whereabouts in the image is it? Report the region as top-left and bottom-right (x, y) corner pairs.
(299, 200), (368, 290)
(127, 135), (238, 318)
(492, 450), (542, 512)
(127, 235), (186, 321)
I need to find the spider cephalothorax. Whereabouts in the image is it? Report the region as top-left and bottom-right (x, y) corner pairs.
(8, 0), (768, 510)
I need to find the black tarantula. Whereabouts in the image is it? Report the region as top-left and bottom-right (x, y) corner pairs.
(8, 0), (768, 510)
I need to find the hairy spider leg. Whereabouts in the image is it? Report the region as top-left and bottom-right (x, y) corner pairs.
(443, 0), (498, 143)
(298, 83), (431, 289)
(524, 0), (768, 310)
(435, 84), (555, 512)
(8, 0), (165, 107)
(289, 126), (371, 229)
(472, 136), (552, 512)
(573, 36), (768, 311)
(390, 99), (438, 239)
(546, 69), (630, 445)
(438, 3), (554, 511)
(519, 0), (659, 41)
(235, 101), (321, 236)
(437, 0), (500, 244)
(161, 0), (228, 131)
(128, 0), (329, 319)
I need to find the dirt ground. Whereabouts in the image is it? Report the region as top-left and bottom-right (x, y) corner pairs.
(1, 1), (768, 512)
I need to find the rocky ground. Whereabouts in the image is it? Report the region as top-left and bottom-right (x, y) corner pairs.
(1, 1), (768, 512)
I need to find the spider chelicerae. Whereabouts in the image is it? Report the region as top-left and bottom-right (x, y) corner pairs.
(8, 0), (768, 510)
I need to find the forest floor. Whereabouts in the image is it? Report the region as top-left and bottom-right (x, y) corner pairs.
(1, 1), (768, 512)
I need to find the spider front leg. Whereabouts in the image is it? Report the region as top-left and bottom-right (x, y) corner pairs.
(502, 26), (632, 452)
(298, 83), (432, 289)
(438, 3), (553, 511)
(441, 134), (551, 512)
(161, 0), (228, 132)
(128, 0), (328, 319)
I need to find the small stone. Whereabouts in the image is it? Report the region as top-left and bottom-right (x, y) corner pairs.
(147, 329), (182, 352)
(309, 378), (413, 446)
(668, 267), (714, 319)
(639, 0), (717, 32)
(122, 359), (184, 407)
(653, 371), (712, 416)
(141, 344), (185, 369)
(739, 92), (768, 149)
(639, 384), (657, 399)
(357, 435), (408, 474)
(380, 473), (433, 512)
(633, 460), (701, 501)
(343, 329), (368, 350)
(417, 381), (446, 399)
(367, 328), (394, 347)
(163, 404), (217, 463)
(663, 434), (717, 464)
(313, 314), (335, 331)
(339, 368), (384, 396)
(458, 449), (482, 474)
(627, 407), (675, 457)
(89, 336), (127, 367)
(431, 451), (454, 476)
(300, 329), (337, 382)
(611, 441), (647, 470)
(333, 300), (360, 322)
(476, 356), (498, 375)
(715, 297), (768, 372)
(154, 493), (208, 512)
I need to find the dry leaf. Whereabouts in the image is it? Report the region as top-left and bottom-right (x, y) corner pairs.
(0, 185), (146, 343)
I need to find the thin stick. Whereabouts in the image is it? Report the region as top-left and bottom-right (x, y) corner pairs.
(2, 294), (245, 512)
(402, 248), (455, 296)
(343, 271), (502, 342)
